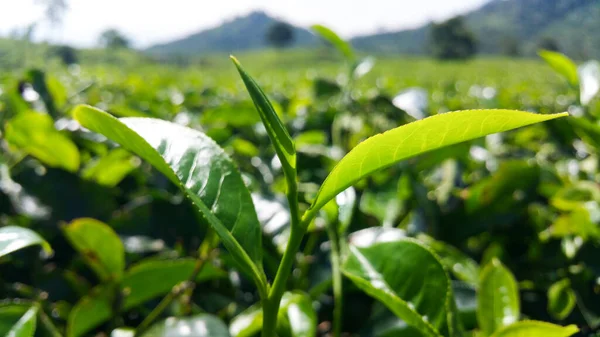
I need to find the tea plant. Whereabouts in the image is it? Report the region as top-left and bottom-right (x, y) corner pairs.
(1, 26), (597, 337)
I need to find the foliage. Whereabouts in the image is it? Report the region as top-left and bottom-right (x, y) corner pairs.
(1, 24), (599, 337)
(99, 29), (131, 49)
(266, 22), (295, 49)
(429, 16), (477, 60)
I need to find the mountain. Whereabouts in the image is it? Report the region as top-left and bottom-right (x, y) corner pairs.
(146, 11), (318, 55)
(351, 0), (600, 58)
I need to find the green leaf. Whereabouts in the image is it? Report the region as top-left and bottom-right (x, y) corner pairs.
(82, 148), (139, 187)
(547, 279), (576, 320)
(477, 259), (520, 337)
(4, 111), (80, 172)
(73, 105), (265, 290)
(67, 285), (115, 337)
(0, 306), (38, 337)
(304, 110), (567, 219)
(0, 226), (52, 258)
(62, 218), (125, 282)
(311, 25), (354, 61)
(419, 235), (480, 286)
(231, 56), (296, 182)
(490, 321), (578, 337)
(230, 291), (316, 337)
(67, 258), (226, 337)
(538, 50), (579, 87)
(120, 258), (226, 311)
(140, 314), (230, 337)
(342, 228), (455, 337)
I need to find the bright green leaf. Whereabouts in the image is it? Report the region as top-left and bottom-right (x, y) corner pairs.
(342, 229), (455, 337)
(0, 226), (52, 258)
(73, 105), (265, 290)
(304, 110), (567, 220)
(231, 56), (297, 184)
(82, 148), (140, 187)
(478, 259), (520, 336)
(1, 306), (38, 337)
(140, 314), (230, 337)
(490, 321), (578, 337)
(62, 218), (125, 282)
(311, 25), (354, 61)
(4, 111), (80, 172)
(547, 279), (576, 320)
(539, 50), (579, 87)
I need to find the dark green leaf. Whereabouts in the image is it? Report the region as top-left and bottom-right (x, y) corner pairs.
(342, 228), (455, 337)
(231, 56), (296, 184)
(547, 279), (576, 320)
(73, 105), (265, 290)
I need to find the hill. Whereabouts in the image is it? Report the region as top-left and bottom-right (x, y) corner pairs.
(351, 0), (600, 58)
(145, 11), (318, 55)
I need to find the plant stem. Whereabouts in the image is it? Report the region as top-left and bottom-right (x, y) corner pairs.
(135, 250), (212, 335)
(261, 173), (303, 337)
(326, 223), (343, 337)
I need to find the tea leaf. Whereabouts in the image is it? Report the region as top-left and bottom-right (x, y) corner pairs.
(311, 25), (354, 61)
(539, 50), (579, 87)
(547, 279), (576, 320)
(305, 110), (567, 218)
(140, 314), (230, 337)
(478, 259), (519, 336)
(490, 321), (578, 337)
(0, 305), (38, 337)
(342, 228), (455, 337)
(73, 105), (265, 290)
(63, 218), (125, 282)
(0, 226), (52, 258)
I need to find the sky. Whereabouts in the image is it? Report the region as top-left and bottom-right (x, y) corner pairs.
(0, 0), (488, 48)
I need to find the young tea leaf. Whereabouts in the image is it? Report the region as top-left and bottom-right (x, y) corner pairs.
(478, 259), (520, 336)
(539, 50), (579, 87)
(342, 228), (456, 337)
(490, 321), (578, 337)
(73, 105), (266, 291)
(1, 305), (38, 337)
(63, 218), (125, 282)
(311, 25), (355, 62)
(304, 110), (567, 220)
(231, 56), (297, 181)
(0, 226), (52, 258)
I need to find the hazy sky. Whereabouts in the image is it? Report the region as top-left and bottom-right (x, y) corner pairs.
(1, 0), (488, 48)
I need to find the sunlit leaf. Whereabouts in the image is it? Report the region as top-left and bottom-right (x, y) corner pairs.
(311, 25), (354, 61)
(231, 56), (296, 183)
(73, 105), (265, 289)
(478, 259), (519, 336)
(0, 226), (52, 258)
(342, 229), (456, 337)
(82, 148), (139, 187)
(140, 314), (230, 337)
(305, 110), (567, 218)
(4, 111), (80, 172)
(0, 305), (38, 337)
(490, 321), (578, 337)
(539, 50), (579, 87)
(62, 218), (125, 282)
